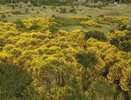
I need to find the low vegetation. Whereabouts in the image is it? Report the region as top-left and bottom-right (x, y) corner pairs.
(0, 1), (130, 100)
(0, 15), (130, 99)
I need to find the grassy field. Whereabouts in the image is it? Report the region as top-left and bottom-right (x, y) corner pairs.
(0, 4), (131, 32)
(0, 4), (131, 20)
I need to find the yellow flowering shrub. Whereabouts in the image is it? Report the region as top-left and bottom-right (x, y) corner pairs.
(81, 20), (101, 27)
(102, 16), (129, 25)
(107, 30), (131, 52)
(120, 67), (131, 96)
(0, 17), (130, 99)
(68, 16), (91, 20)
(0, 22), (17, 32)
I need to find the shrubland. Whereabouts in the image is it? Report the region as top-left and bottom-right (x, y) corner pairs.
(0, 15), (130, 100)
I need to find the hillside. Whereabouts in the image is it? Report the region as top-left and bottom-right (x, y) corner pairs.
(0, 2), (131, 100)
(0, 15), (131, 99)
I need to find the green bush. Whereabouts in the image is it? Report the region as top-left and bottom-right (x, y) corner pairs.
(36, 11), (40, 14)
(31, 7), (35, 11)
(119, 40), (131, 52)
(76, 51), (98, 68)
(0, 38), (6, 51)
(110, 31), (131, 52)
(2, 19), (8, 22)
(49, 24), (59, 33)
(42, 5), (46, 9)
(87, 78), (126, 100)
(84, 31), (107, 41)
(30, 22), (41, 31)
(1, 14), (6, 18)
(93, 79), (117, 96)
(69, 8), (76, 13)
(0, 38), (6, 47)
(11, 5), (15, 9)
(0, 63), (32, 99)
(59, 7), (67, 13)
(11, 10), (23, 15)
(15, 19), (27, 31)
(24, 8), (30, 14)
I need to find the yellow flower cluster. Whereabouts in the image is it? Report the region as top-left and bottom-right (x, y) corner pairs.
(0, 22), (17, 32)
(103, 16), (129, 24)
(68, 16), (91, 20)
(81, 20), (101, 27)
(107, 30), (126, 40)
(22, 17), (56, 30)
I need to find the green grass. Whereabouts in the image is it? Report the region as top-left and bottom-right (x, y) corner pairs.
(0, 4), (130, 32)
(0, 4), (131, 21)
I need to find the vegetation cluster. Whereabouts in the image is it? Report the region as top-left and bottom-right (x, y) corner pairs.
(0, 15), (130, 100)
